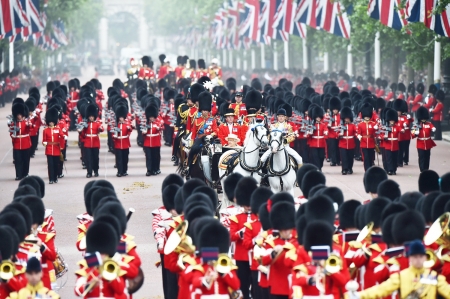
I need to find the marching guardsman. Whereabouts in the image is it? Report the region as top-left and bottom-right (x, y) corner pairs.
(56, 105), (69, 179)
(197, 59), (209, 78)
(112, 105), (133, 177)
(174, 56), (185, 81)
(143, 105), (163, 176)
(357, 103), (378, 172)
(138, 56), (155, 82)
(79, 104), (103, 178)
(339, 107), (357, 175)
(407, 83), (415, 112)
(25, 98), (41, 158)
(398, 82), (406, 100)
(74, 222), (127, 299)
(68, 79), (80, 130)
(327, 97), (342, 166)
(307, 106), (328, 171)
(162, 88), (176, 147)
(10, 102), (32, 180)
(385, 83), (397, 101)
(7, 257), (60, 299)
(424, 84), (437, 110)
(380, 108), (400, 175)
(229, 88), (247, 120)
(218, 107), (242, 146)
(430, 89), (444, 140)
(411, 82), (425, 113)
(158, 54), (170, 80)
(260, 108), (303, 166)
(43, 108), (64, 184)
(412, 107), (436, 172)
(393, 99), (412, 167)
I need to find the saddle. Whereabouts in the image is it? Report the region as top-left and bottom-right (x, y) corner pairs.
(266, 151), (299, 176)
(219, 151), (240, 171)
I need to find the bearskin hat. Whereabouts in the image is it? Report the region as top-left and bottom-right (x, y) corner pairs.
(46, 81), (56, 93)
(0, 226), (14, 262)
(301, 170), (326, 198)
(164, 88), (177, 102)
(428, 84), (437, 94)
(364, 166), (387, 193)
(432, 194), (450, 221)
(385, 108), (398, 123)
(281, 103), (293, 117)
(268, 192), (295, 209)
(115, 105), (128, 121)
(198, 59), (206, 69)
(86, 222), (118, 257)
(329, 97), (341, 111)
(188, 83), (205, 102)
(416, 83), (425, 94)
(305, 195), (335, 226)
(338, 200), (361, 230)
(303, 220), (334, 251)
(162, 174), (184, 192)
(319, 187), (344, 209)
(192, 186), (218, 210)
(159, 54), (166, 64)
(340, 106), (353, 122)
(397, 82), (406, 92)
(12, 103), (26, 119)
(3, 203), (32, 232)
(365, 197), (390, 228)
(421, 191), (441, 223)
(399, 192), (423, 210)
(19, 196), (45, 225)
(235, 177), (258, 207)
(94, 214), (121, 239)
(18, 176), (41, 198)
(416, 106), (429, 121)
(312, 106), (324, 120)
(250, 187), (273, 215)
(94, 202), (126, 235)
(185, 205), (214, 224)
(381, 202), (408, 223)
(436, 89), (445, 101)
(381, 215), (396, 245)
(0, 211), (27, 241)
(198, 219), (230, 253)
(181, 178), (206, 201)
(392, 210), (425, 245)
(244, 90), (263, 114)
(198, 91), (212, 112)
(390, 83), (398, 92)
(85, 103), (98, 119)
(184, 193), (214, 216)
(145, 105), (159, 119)
(13, 185), (37, 199)
(296, 164), (318, 190)
(44, 107), (59, 126)
(270, 202), (295, 230)
(418, 170), (440, 194)
(219, 89), (231, 102)
(25, 98), (36, 112)
(90, 187), (117, 213)
(375, 98), (385, 111)
(360, 103), (373, 119)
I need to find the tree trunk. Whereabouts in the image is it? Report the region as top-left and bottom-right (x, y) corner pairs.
(407, 66), (415, 83)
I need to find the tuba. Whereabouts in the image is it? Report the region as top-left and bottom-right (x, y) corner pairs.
(356, 222), (374, 243)
(164, 220), (195, 255)
(424, 212), (450, 248)
(0, 260), (15, 280)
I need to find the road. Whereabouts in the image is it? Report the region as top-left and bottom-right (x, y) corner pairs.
(0, 67), (449, 299)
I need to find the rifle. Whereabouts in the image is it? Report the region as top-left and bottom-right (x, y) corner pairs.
(412, 121), (422, 133)
(76, 119), (88, 131)
(9, 123), (19, 137)
(335, 119), (347, 135)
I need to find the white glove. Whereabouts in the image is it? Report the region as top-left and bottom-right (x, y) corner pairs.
(432, 127), (436, 132)
(346, 280), (359, 292)
(43, 142), (48, 146)
(407, 114), (411, 119)
(429, 109), (433, 112)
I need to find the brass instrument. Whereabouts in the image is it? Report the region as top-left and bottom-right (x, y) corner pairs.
(424, 212), (450, 248)
(324, 254), (342, 274)
(215, 254), (232, 274)
(100, 259), (120, 281)
(424, 249), (438, 269)
(356, 222), (374, 243)
(0, 260), (15, 280)
(164, 220), (195, 255)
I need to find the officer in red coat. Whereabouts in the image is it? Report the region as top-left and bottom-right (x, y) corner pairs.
(138, 56), (156, 81)
(393, 99), (412, 167)
(357, 103), (378, 172)
(112, 105), (133, 177)
(10, 102), (32, 180)
(218, 108), (242, 146)
(339, 107), (357, 175)
(79, 104), (103, 178)
(25, 98), (41, 158)
(430, 89), (444, 140)
(43, 108), (64, 184)
(143, 105), (163, 176)
(412, 107), (436, 172)
(411, 82), (425, 112)
(229, 88), (247, 120)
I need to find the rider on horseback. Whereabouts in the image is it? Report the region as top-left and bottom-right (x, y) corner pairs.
(261, 108), (303, 165)
(186, 91), (218, 177)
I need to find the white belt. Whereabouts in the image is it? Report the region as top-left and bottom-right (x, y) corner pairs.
(312, 136), (324, 139)
(85, 134), (98, 137)
(418, 137), (430, 140)
(15, 134), (29, 138)
(116, 136), (128, 139)
(387, 138), (398, 140)
(146, 134), (159, 137)
(201, 295), (229, 299)
(342, 136), (353, 139)
(303, 296), (334, 299)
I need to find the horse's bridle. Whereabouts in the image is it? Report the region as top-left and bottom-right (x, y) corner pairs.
(242, 124), (268, 154)
(269, 129), (286, 152)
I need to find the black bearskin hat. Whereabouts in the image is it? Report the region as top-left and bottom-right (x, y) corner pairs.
(305, 195), (335, 226)
(416, 83), (424, 94)
(145, 105), (159, 119)
(19, 196), (45, 225)
(94, 202), (126, 235)
(377, 180), (401, 201)
(340, 106), (353, 122)
(398, 83), (406, 92)
(162, 174), (184, 192)
(0, 212), (27, 241)
(416, 106), (429, 121)
(329, 97), (341, 111)
(338, 200), (361, 230)
(181, 179), (206, 201)
(198, 91), (212, 112)
(312, 106), (324, 120)
(421, 191), (441, 223)
(436, 89), (445, 101)
(86, 222), (118, 257)
(251, 187), (273, 215)
(428, 84), (437, 94)
(363, 166), (387, 193)
(198, 59), (206, 69)
(385, 108), (398, 123)
(399, 192), (423, 210)
(46, 81), (56, 93)
(188, 83), (206, 102)
(142, 56), (151, 66)
(301, 170), (326, 198)
(360, 103), (373, 119)
(432, 194), (450, 222)
(2, 203), (32, 232)
(12, 103), (26, 119)
(198, 219), (230, 253)
(270, 202), (295, 230)
(45, 107), (59, 125)
(162, 185), (179, 212)
(0, 226), (14, 261)
(296, 164), (319, 188)
(159, 54), (166, 64)
(235, 177), (258, 207)
(365, 197), (390, 228)
(418, 170), (440, 194)
(86, 104), (98, 119)
(244, 90), (262, 114)
(393, 99), (407, 113)
(303, 220), (334, 251)
(392, 210), (425, 245)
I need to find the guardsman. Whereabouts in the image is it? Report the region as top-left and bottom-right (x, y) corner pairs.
(411, 107), (436, 172)
(339, 107), (357, 175)
(143, 105), (163, 176)
(398, 83), (406, 100)
(10, 102), (32, 180)
(112, 105), (132, 177)
(327, 97), (342, 166)
(424, 84), (437, 110)
(306, 106), (328, 171)
(407, 83), (415, 112)
(357, 104), (378, 172)
(393, 99), (412, 167)
(43, 108), (64, 184)
(229, 88), (247, 120)
(158, 54), (171, 80)
(25, 98), (41, 158)
(174, 56), (184, 81)
(197, 59), (209, 78)
(385, 83), (397, 101)
(380, 108), (400, 175)
(411, 83), (425, 113)
(218, 108), (242, 146)
(430, 89), (444, 140)
(7, 257), (59, 299)
(138, 56), (155, 82)
(79, 104), (103, 178)
(185, 83), (205, 135)
(162, 88), (176, 147)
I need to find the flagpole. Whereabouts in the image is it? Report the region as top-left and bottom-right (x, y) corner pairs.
(0, 52), (4, 72)
(251, 48), (256, 70)
(284, 41), (289, 69)
(347, 44), (353, 76)
(374, 32), (381, 78)
(28, 54), (32, 66)
(323, 52), (329, 73)
(243, 50), (248, 71)
(222, 49), (227, 67)
(273, 41), (278, 71)
(229, 50), (233, 68)
(261, 43), (265, 69)
(434, 40), (441, 84)
(9, 43), (14, 71)
(302, 39), (308, 71)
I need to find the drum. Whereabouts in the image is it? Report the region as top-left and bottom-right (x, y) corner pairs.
(53, 250), (68, 278)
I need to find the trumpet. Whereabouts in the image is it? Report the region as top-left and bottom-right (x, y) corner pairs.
(100, 259), (120, 281)
(324, 254), (342, 274)
(0, 260), (15, 280)
(424, 212), (450, 248)
(215, 254), (233, 274)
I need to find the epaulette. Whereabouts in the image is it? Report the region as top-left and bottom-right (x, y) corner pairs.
(77, 232), (86, 242)
(122, 255), (135, 264)
(293, 264), (308, 274)
(44, 232), (56, 243)
(244, 222), (253, 230)
(183, 255), (197, 266)
(77, 223), (87, 233)
(77, 259), (88, 269)
(7, 292), (18, 299)
(386, 257), (399, 266)
(127, 240), (137, 252)
(173, 216), (183, 224)
(119, 269), (128, 277)
(191, 264), (205, 273)
(265, 235), (276, 248)
(368, 243), (382, 253)
(231, 265), (238, 271)
(75, 268), (88, 277)
(372, 256), (385, 264)
(229, 215), (238, 223)
(333, 234), (340, 244)
(283, 242), (295, 251)
(123, 234), (135, 242)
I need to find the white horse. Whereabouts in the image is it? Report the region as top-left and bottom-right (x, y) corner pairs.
(218, 119), (269, 206)
(265, 129), (300, 196)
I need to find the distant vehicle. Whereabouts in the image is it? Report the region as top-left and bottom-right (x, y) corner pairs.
(67, 61), (82, 76)
(97, 57), (115, 75)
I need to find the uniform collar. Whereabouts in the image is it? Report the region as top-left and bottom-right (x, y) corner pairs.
(26, 281), (45, 292)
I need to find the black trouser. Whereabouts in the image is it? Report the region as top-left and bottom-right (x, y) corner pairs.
(30, 135), (38, 157)
(398, 140), (409, 166)
(69, 110), (77, 130)
(328, 138), (340, 165)
(385, 150), (398, 173)
(340, 148), (354, 172)
(310, 147), (325, 170)
(251, 270), (262, 299)
(270, 295), (288, 299)
(295, 139), (309, 164)
(432, 120), (442, 140)
(381, 147), (387, 170)
(13, 149), (30, 178)
(47, 155), (59, 182)
(115, 148), (129, 174)
(85, 148), (99, 174)
(418, 149), (431, 172)
(144, 147), (161, 172)
(107, 131), (114, 151)
(163, 124), (174, 145)
(159, 254), (168, 299)
(354, 138), (361, 159)
(361, 148), (375, 171)
(0, 93), (5, 107)
(236, 260), (251, 299)
(261, 287), (270, 299)
(137, 129), (143, 146)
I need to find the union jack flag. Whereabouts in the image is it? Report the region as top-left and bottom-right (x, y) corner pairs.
(316, 0), (351, 39)
(0, 0), (29, 38)
(258, 0), (276, 44)
(9, 0), (44, 42)
(295, 0), (319, 29)
(272, 0), (296, 41)
(408, 0), (450, 37)
(239, 0), (260, 42)
(368, 0), (408, 30)
(228, 0), (244, 49)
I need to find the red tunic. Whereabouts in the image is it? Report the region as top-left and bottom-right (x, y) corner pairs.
(143, 122), (162, 147)
(357, 121), (378, 149)
(307, 123), (328, 148)
(381, 125), (400, 152)
(74, 266), (127, 299)
(217, 123), (242, 146)
(229, 213), (258, 262)
(229, 102), (248, 118)
(29, 114), (42, 137)
(191, 116), (218, 140)
(242, 220), (263, 271)
(10, 120), (32, 150)
(432, 102), (444, 121)
(190, 264), (240, 299)
(411, 94), (423, 112)
(81, 121), (103, 148)
(112, 122), (132, 149)
(138, 67), (155, 80)
(412, 122), (436, 150)
(42, 127), (64, 156)
(37, 231), (57, 289)
(338, 123), (357, 149)
(327, 114), (341, 139)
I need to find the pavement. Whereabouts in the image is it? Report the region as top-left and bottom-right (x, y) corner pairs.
(1, 67), (450, 298)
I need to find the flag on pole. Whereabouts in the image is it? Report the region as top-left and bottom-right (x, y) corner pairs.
(316, 0), (351, 39)
(408, 0), (450, 37)
(368, 0), (408, 30)
(9, 0), (44, 42)
(239, 0), (260, 41)
(258, 0), (276, 44)
(0, 0), (30, 38)
(271, 0), (290, 41)
(295, 0), (318, 29)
